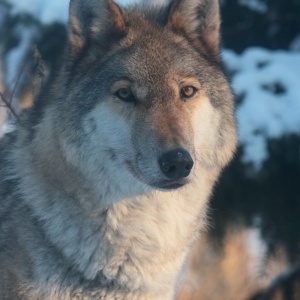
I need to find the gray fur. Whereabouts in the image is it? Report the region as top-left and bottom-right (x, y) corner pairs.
(0, 0), (237, 299)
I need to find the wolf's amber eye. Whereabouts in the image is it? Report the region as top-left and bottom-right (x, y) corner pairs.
(180, 86), (197, 99)
(115, 88), (136, 103)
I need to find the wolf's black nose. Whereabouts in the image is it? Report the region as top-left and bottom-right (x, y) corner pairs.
(159, 149), (193, 180)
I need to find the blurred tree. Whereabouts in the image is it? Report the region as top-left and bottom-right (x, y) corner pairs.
(221, 0), (300, 51)
(210, 135), (300, 263)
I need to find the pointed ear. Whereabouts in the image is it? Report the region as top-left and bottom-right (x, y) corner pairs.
(167, 0), (220, 59)
(68, 0), (127, 58)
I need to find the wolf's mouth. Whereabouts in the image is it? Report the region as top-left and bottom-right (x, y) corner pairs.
(125, 161), (188, 190)
(153, 179), (189, 190)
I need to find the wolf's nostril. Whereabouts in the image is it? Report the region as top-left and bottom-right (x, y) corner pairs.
(185, 164), (192, 171)
(169, 165), (177, 173)
(159, 149), (193, 180)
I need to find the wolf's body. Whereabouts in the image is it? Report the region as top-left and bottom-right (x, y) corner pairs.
(0, 0), (237, 299)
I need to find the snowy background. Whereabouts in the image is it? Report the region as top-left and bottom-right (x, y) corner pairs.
(0, 0), (300, 298)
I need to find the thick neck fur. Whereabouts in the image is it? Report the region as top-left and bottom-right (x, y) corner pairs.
(9, 109), (219, 299)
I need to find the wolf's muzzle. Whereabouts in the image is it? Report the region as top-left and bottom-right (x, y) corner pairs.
(159, 149), (193, 180)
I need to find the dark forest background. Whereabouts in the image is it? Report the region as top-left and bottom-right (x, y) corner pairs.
(213, 0), (300, 264)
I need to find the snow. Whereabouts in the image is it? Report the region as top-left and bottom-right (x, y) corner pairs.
(290, 35), (300, 52)
(5, 25), (37, 89)
(245, 227), (267, 279)
(222, 48), (300, 168)
(6, 0), (69, 24)
(238, 0), (268, 13)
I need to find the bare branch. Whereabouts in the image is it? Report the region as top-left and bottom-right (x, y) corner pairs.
(8, 61), (27, 105)
(0, 92), (19, 122)
(33, 46), (46, 90)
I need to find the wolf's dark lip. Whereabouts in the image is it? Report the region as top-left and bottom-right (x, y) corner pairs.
(154, 179), (189, 190)
(125, 161), (189, 190)
(158, 183), (185, 190)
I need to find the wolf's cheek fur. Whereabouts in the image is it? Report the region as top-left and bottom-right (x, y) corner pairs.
(192, 96), (237, 170)
(80, 102), (141, 184)
(83, 102), (134, 160)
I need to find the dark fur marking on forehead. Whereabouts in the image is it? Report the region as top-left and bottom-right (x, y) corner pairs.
(66, 28), (128, 80)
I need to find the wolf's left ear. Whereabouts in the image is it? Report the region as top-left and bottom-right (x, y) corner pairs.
(68, 0), (126, 58)
(167, 0), (220, 59)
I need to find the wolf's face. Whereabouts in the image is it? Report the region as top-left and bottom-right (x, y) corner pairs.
(54, 0), (237, 193)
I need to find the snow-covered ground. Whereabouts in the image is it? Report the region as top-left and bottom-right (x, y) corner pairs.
(223, 48), (300, 167)
(238, 0), (267, 13)
(2, 0), (300, 169)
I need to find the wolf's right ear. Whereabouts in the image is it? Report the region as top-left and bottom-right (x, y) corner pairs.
(68, 0), (127, 58)
(166, 0), (220, 60)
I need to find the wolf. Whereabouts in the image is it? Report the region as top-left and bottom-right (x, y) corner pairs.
(0, 0), (237, 299)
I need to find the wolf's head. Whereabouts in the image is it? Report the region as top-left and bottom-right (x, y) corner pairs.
(43, 0), (236, 194)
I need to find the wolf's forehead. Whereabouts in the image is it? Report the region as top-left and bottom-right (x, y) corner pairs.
(120, 38), (198, 83)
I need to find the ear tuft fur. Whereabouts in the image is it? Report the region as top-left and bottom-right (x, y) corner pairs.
(68, 0), (127, 58)
(167, 0), (220, 59)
